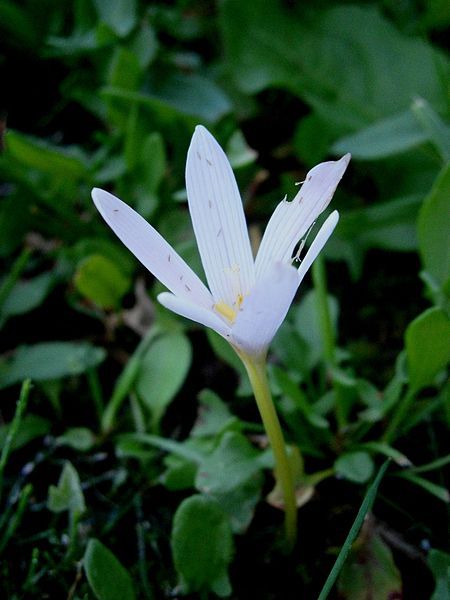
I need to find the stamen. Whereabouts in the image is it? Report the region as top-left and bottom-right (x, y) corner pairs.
(214, 301), (237, 323)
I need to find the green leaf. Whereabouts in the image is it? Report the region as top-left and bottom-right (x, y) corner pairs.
(221, 3), (447, 128)
(5, 130), (89, 181)
(48, 462), (85, 515)
(293, 289), (338, 369)
(395, 472), (450, 503)
(191, 390), (240, 438)
(226, 130), (257, 169)
(195, 431), (262, 495)
(338, 528), (402, 600)
(57, 428), (96, 452)
(0, 342), (106, 390)
(0, 272), (56, 320)
(136, 332), (192, 426)
(0, 414), (50, 452)
(171, 495), (234, 596)
(0, 1), (39, 48)
(92, 0), (137, 37)
(194, 431), (264, 533)
(318, 460), (391, 600)
(428, 549), (450, 600)
(411, 97), (450, 161)
(405, 307), (450, 392)
(84, 539), (136, 600)
(332, 109), (427, 159)
(335, 452), (375, 484)
(103, 72), (231, 123)
(418, 164), (450, 289)
(74, 254), (131, 309)
(271, 366), (329, 429)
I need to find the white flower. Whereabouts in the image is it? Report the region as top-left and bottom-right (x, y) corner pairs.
(92, 126), (350, 359)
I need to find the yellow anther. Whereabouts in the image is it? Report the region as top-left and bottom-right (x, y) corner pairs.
(214, 301), (237, 323)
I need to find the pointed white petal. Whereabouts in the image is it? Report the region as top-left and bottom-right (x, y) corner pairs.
(297, 211), (339, 283)
(185, 125), (255, 307)
(157, 292), (231, 339)
(92, 188), (212, 307)
(231, 262), (300, 358)
(255, 154), (350, 280)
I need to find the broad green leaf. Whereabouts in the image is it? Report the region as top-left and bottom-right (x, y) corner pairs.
(405, 307), (450, 392)
(0, 1), (39, 48)
(332, 109), (427, 159)
(428, 549), (450, 600)
(191, 390), (240, 438)
(74, 254), (131, 309)
(136, 332), (192, 426)
(129, 22), (158, 69)
(335, 452), (375, 484)
(293, 290), (339, 369)
(338, 529), (402, 599)
(0, 272), (55, 320)
(103, 72), (231, 123)
(92, 0), (137, 37)
(171, 495), (234, 596)
(194, 431), (264, 533)
(213, 471), (263, 534)
(0, 414), (50, 452)
(418, 164), (450, 289)
(134, 132), (166, 217)
(162, 453), (198, 491)
(221, 3), (447, 127)
(226, 130), (257, 169)
(108, 47), (141, 90)
(5, 130), (89, 180)
(84, 539), (136, 600)
(195, 431), (262, 495)
(48, 462), (85, 515)
(0, 342), (106, 390)
(57, 428), (96, 452)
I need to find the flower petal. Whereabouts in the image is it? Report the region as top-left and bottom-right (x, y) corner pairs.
(255, 154), (350, 280)
(298, 211), (339, 284)
(185, 125), (255, 307)
(231, 262), (300, 358)
(92, 188), (212, 307)
(157, 292), (231, 339)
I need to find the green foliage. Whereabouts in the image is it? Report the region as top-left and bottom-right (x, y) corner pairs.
(136, 332), (192, 427)
(337, 527), (402, 599)
(0, 342), (106, 389)
(428, 549), (450, 600)
(406, 307), (450, 392)
(0, 0), (449, 596)
(171, 495), (234, 597)
(74, 254), (131, 308)
(335, 452), (375, 484)
(48, 461), (86, 516)
(84, 538), (136, 600)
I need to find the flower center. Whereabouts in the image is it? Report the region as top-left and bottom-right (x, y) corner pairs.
(214, 293), (244, 324)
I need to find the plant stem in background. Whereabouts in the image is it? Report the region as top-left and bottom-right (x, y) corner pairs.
(383, 388), (416, 443)
(312, 256), (347, 430)
(240, 354), (297, 550)
(0, 379), (32, 503)
(0, 247), (32, 309)
(101, 326), (159, 433)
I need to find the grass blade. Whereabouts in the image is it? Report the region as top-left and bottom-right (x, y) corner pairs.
(317, 459), (391, 600)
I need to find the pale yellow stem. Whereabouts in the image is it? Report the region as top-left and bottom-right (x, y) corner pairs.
(239, 353), (297, 550)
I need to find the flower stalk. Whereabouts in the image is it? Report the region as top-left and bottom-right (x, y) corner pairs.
(239, 352), (297, 550)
